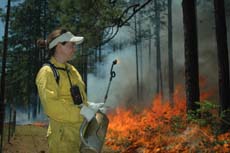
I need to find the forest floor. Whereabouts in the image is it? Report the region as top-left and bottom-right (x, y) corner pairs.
(2, 122), (230, 153)
(3, 124), (48, 153)
(2, 124), (113, 153)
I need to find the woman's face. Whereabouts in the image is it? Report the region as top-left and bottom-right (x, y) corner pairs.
(58, 42), (77, 61)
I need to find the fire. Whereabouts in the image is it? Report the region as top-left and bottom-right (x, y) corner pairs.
(32, 122), (48, 127)
(116, 59), (120, 64)
(199, 76), (217, 101)
(105, 84), (230, 153)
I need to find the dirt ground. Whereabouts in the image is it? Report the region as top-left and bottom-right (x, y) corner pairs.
(3, 125), (48, 153)
(2, 124), (113, 153)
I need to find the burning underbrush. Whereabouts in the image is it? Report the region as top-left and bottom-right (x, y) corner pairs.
(105, 86), (230, 153)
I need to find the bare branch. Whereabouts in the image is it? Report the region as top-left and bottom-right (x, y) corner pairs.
(117, 0), (154, 27)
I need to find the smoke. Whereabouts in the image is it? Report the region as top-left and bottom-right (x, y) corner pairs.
(15, 109), (48, 125)
(87, 1), (184, 108)
(87, 24), (159, 108)
(172, 0), (220, 101)
(87, 0), (227, 108)
(87, 45), (150, 108)
(4, 105), (48, 125)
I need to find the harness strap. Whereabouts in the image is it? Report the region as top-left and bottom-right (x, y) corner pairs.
(42, 62), (83, 105)
(43, 61), (64, 85)
(43, 61), (73, 86)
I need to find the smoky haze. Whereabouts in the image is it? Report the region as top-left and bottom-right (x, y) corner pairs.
(87, 0), (229, 108)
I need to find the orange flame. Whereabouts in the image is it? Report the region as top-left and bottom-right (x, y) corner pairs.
(116, 59), (120, 64)
(105, 82), (230, 153)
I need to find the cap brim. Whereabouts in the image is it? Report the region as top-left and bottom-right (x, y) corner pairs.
(49, 32), (84, 49)
(70, 36), (84, 45)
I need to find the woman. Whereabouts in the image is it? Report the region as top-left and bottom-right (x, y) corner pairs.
(36, 28), (92, 153)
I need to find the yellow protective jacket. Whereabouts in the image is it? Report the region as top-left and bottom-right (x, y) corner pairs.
(36, 57), (87, 153)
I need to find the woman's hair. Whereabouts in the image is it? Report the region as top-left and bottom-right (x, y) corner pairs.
(37, 28), (68, 57)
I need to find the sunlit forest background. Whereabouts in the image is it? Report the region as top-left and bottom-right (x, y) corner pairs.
(0, 0), (230, 152)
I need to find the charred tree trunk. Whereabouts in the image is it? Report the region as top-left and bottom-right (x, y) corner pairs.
(155, 0), (163, 98)
(182, 0), (200, 112)
(0, 0), (11, 151)
(168, 0), (174, 106)
(214, 0), (230, 132)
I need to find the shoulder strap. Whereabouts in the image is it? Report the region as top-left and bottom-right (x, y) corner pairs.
(43, 61), (60, 85)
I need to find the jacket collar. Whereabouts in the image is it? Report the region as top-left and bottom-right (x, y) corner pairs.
(50, 56), (66, 69)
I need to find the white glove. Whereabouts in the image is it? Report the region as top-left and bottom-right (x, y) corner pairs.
(88, 101), (110, 114)
(88, 101), (104, 110)
(80, 105), (97, 122)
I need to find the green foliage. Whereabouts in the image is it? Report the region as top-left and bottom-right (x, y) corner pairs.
(187, 101), (219, 126)
(2, 0), (165, 109)
(47, 0), (123, 48)
(220, 108), (230, 132)
(1, 0), (53, 106)
(0, 7), (3, 21)
(220, 109), (230, 119)
(187, 101), (220, 127)
(0, 0), (125, 107)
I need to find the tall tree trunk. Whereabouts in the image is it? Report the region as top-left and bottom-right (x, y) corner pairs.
(84, 54), (88, 93)
(138, 13), (143, 100)
(155, 0), (163, 98)
(37, 0), (48, 114)
(99, 44), (102, 63)
(0, 0), (11, 151)
(168, 0), (174, 106)
(32, 0), (43, 119)
(135, 14), (140, 101)
(95, 46), (98, 64)
(214, 0), (230, 132)
(81, 45), (88, 93)
(42, 0), (48, 62)
(148, 28), (152, 92)
(182, 0), (200, 112)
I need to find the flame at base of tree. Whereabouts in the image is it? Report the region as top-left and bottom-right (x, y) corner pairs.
(105, 85), (230, 153)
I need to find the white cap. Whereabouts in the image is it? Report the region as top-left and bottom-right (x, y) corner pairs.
(49, 31), (84, 49)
